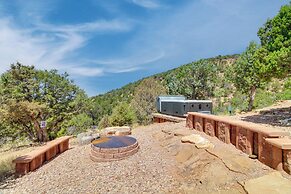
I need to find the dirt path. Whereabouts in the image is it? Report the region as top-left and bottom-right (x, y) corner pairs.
(231, 100), (291, 133)
(2, 121), (291, 194)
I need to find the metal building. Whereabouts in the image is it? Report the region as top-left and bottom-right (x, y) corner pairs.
(156, 96), (212, 117)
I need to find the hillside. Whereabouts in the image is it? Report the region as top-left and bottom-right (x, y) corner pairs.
(91, 53), (290, 126)
(91, 54), (238, 122)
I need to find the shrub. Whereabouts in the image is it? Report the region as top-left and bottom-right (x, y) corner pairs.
(61, 113), (93, 135)
(131, 78), (167, 125)
(108, 102), (137, 127)
(98, 115), (111, 129)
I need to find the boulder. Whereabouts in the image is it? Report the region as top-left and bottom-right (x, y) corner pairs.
(77, 132), (99, 145)
(102, 126), (131, 136)
(181, 134), (214, 149)
(79, 136), (95, 145)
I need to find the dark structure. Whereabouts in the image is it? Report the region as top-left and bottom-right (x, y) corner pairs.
(156, 95), (212, 117)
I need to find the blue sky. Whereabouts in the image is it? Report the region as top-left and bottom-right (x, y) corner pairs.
(0, 0), (288, 96)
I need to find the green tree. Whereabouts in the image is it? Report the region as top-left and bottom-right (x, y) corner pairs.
(98, 115), (111, 129)
(131, 78), (167, 124)
(0, 101), (46, 140)
(0, 63), (81, 142)
(257, 3), (291, 77)
(108, 102), (137, 127)
(230, 41), (268, 111)
(60, 113), (93, 135)
(166, 60), (217, 99)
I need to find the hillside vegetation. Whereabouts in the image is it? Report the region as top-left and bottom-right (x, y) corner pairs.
(92, 54), (290, 125)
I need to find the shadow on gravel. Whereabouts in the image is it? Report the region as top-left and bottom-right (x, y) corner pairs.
(0, 171), (16, 190)
(240, 106), (291, 127)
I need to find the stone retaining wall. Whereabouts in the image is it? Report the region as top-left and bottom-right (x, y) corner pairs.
(152, 113), (186, 123)
(186, 112), (291, 175)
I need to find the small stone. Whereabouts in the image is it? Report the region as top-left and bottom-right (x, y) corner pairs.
(249, 154), (258, 159)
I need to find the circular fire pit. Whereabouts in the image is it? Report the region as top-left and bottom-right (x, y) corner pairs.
(90, 136), (139, 162)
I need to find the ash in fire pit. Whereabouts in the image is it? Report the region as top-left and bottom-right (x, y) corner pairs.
(90, 136), (139, 162)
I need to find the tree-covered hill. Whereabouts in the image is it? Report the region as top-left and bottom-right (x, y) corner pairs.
(92, 49), (289, 128)
(91, 54), (240, 123)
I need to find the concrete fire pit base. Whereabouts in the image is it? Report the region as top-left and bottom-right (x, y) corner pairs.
(90, 136), (139, 162)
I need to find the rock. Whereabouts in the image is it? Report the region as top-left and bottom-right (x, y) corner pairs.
(92, 133), (100, 139)
(79, 136), (95, 145)
(175, 144), (193, 163)
(196, 141), (214, 149)
(244, 172), (291, 194)
(77, 132), (99, 145)
(173, 129), (193, 137)
(161, 129), (173, 135)
(249, 154), (258, 159)
(181, 134), (214, 149)
(103, 126), (131, 136)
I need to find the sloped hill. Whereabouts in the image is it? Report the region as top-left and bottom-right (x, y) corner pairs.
(91, 54), (239, 123)
(91, 53), (290, 125)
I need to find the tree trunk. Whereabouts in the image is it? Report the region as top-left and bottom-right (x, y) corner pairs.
(42, 127), (49, 142)
(33, 120), (43, 142)
(248, 86), (256, 111)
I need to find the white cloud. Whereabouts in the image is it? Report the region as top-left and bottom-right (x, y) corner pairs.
(131, 0), (160, 9)
(0, 17), (132, 76)
(85, 51), (165, 73)
(35, 19), (132, 33)
(69, 67), (104, 77)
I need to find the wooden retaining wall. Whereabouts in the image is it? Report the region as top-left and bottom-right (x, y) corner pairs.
(186, 112), (291, 174)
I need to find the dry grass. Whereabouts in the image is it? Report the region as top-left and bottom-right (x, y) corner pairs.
(0, 144), (37, 183)
(0, 155), (15, 182)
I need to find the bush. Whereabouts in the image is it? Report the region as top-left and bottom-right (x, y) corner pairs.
(108, 102), (137, 127)
(253, 89), (276, 109)
(98, 115), (111, 129)
(131, 78), (167, 125)
(230, 91), (248, 112)
(61, 113), (93, 135)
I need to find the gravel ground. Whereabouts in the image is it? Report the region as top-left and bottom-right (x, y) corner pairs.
(2, 120), (290, 194)
(2, 125), (182, 194)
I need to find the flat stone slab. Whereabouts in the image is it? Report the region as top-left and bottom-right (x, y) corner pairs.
(181, 134), (214, 149)
(103, 126), (131, 136)
(175, 144), (193, 163)
(244, 172), (291, 194)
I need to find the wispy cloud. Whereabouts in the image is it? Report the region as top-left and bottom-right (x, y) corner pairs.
(131, 0), (161, 9)
(85, 51), (165, 73)
(0, 17), (132, 76)
(35, 19), (132, 33)
(69, 67), (104, 77)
